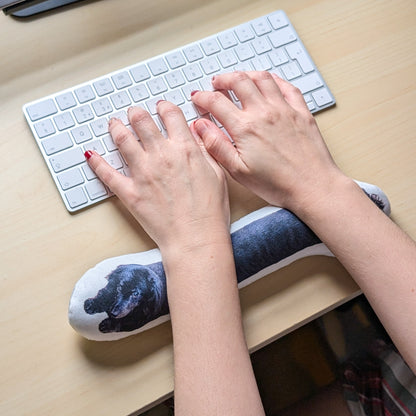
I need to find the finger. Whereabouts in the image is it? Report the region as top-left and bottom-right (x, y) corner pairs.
(128, 105), (164, 150)
(157, 100), (194, 143)
(189, 119), (224, 176)
(244, 71), (286, 102)
(270, 73), (310, 114)
(85, 150), (132, 197)
(192, 118), (242, 176)
(191, 89), (241, 131)
(211, 71), (264, 108)
(108, 117), (143, 167)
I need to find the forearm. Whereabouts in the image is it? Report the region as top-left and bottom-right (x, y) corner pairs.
(162, 231), (264, 416)
(297, 175), (416, 372)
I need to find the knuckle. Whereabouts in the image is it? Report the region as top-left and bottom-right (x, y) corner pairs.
(232, 70), (249, 82)
(160, 103), (182, 119)
(129, 107), (152, 127)
(206, 90), (225, 106)
(112, 128), (133, 147)
(256, 70), (273, 81)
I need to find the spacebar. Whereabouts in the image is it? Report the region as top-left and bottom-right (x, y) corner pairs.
(291, 73), (323, 94)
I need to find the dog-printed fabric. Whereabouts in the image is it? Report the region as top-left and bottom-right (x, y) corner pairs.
(68, 181), (390, 341)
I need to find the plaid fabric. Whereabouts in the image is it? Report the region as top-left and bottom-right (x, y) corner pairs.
(343, 343), (416, 416)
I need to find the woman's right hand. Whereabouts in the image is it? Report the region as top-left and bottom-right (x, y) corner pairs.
(191, 71), (346, 214)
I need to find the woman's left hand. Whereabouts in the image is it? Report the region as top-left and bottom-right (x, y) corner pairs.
(85, 102), (229, 252)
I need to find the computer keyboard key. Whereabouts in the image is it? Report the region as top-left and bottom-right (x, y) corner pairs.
(165, 70), (186, 89)
(146, 96), (164, 114)
(110, 91), (131, 110)
(147, 76), (168, 95)
(182, 63), (203, 81)
(93, 78), (114, 96)
(217, 31), (238, 49)
(268, 48), (289, 66)
(182, 82), (201, 100)
(199, 77), (214, 92)
(27, 99), (58, 122)
(49, 147), (85, 173)
(218, 50), (238, 68)
(291, 72), (323, 94)
(85, 179), (107, 200)
(251, 37), (272, 55)
(268, 11), (289, 29)
(111, 110), (129, 125)
(65, 187), (88, 209)
(166, 51), (186, 69)
(92, 97), (113, 117)
(312, 88), (333, 107)
(82, 163), (97, 180)
(128, 84), (150, 102)
(251, 55), (272, 71)
(57, 167), (84, 190)
(200, 38), (221, 56)
(251, 17), (272, 36)
(71, 125), (92, 144)
(181, 103), (198, 121)
(73, 104), (94, 123)
(183, 44), (204, 62)
(234, 43), (255, 61)
(42, 132), (73, 155)
(74, 85), (95, 103)
(84, 140), (105, 155)
(34, 119), (56, 138)
(104, 152), (123, 170)
(201, 57), (220, 74)
(103, 134), (118, 152)
(130, 64), (151, 83)
(281, 61), (302, 80)
(234, 24), (255, 42)
(112, 71), (133, 89)
(54, 112), (75, 131)
(90, 118), (109, 137)
(56, 92), (77, 111)
(164, 90), (185, 106)
(148, 58), (169, 76)
(268, 26), (297, 47)
(286, 42), (314, 73)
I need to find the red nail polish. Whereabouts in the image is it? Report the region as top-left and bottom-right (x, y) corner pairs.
(84, 150), (93, 160)
(190, 90), (199, 97)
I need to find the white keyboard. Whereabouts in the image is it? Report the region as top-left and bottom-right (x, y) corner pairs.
(23, 10), (335, 213)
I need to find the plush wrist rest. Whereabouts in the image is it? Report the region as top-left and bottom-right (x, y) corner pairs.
(69, 181), (390, 341)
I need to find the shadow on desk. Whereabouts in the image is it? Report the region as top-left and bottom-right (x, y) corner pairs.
(78, 320), (173, 367)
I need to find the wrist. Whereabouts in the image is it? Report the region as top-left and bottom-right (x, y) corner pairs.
(159, 220), (232, 262)
(289, 171), (358, 224)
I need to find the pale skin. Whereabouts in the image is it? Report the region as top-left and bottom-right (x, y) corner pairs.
(86, 71), (416, 415)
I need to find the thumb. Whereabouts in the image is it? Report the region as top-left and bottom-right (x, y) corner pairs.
(193, 118), (240, 172)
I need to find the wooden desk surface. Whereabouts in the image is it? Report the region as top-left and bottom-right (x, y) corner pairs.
(1, 0), (415, 414)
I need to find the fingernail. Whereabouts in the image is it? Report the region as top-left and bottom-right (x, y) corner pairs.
(193, 118), (208, 134)
(211, 75), (216, 82)
(127, 106), (134, 114)
(156, 99), (165, 106)
(84, 150), (93, 160)
(190, 90), (199, 97)
(108, 117), (118, 127)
